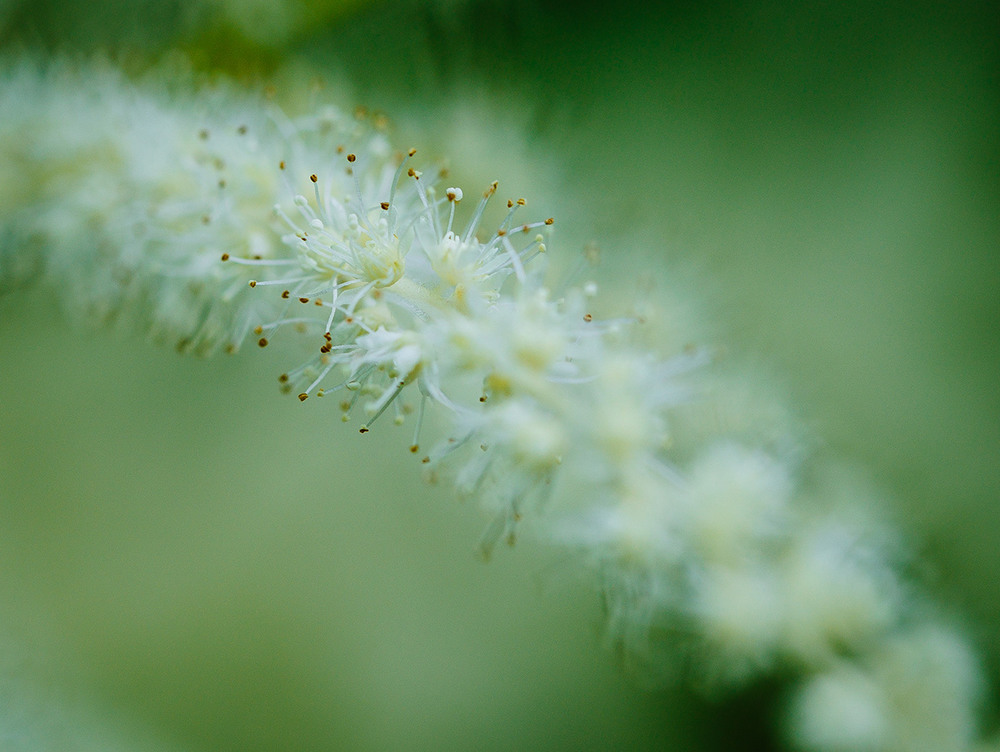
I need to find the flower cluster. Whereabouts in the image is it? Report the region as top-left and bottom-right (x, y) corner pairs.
(1, 58), (990, 751)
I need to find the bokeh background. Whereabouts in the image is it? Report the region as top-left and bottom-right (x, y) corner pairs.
(1, 1), (997, 750)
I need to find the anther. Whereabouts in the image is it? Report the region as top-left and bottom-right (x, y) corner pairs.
(298, 393), (309, 401)
(279, 160), (286, 170)
(253, 326), (263, 335)
(299, 297), (309, 303)
(281, 290), (290, 298)
(258, 338), (268, 347)
(380, 201), (390, 210)
(248, 280), (257, 287)
(237, 125), (247, 135)
(220, 253), (230, 261)
(545, 218), (555, 225)
(347, 153), (356, 163)
(583, 313), (593, 322)
(359, 426), (369, 434)
(410, 444), (419, 453)
(408, 148), (417, 157)
(310, 174), (318, 183)
(278, 373), (289, 383)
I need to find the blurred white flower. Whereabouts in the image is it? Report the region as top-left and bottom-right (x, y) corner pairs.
(1, 53), (991, 752)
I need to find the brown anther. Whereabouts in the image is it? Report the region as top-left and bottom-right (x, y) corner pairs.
(252, 255), (262, 260)
(248, 280), (257, 288)
(544, 217), (555, 225)
(310, 173), (318, 183)
(479, 395), (487, 403)
(324, 332), (332, 341)
(583, 313), (593, 322)
(421, 456), (430, 464)
(258, 337), (268, 347)
(220, 253), (230, 261)
(346, 153), (356, 163)
(409, 444), (419, 453)
(278, 373), (289, 383)
(281, 290), (290, 299)
(484, 181), (498, 198)
(314, 299), (323, 306)
(497, 229), (507, 237)
(408, 148), (417, 157)
(407, 168), (416, 177)
(299, 297), (309, 303)
(345, 316), (354, 324)
(279, 160), (286, 170)
(359, 426), (369, 434)
(380, 201), (390, 210)
(298, 393), (309, 401)
(320, 344), (331, 354)
(516, 198), (526, 206)
(507, 199), (514, 208)
(237, 125), (247, 135)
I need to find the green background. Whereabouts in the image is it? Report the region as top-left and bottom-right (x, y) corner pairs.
(1, 1), (997, 749)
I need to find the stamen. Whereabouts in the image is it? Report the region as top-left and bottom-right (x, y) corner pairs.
(463, 181), (498, 245)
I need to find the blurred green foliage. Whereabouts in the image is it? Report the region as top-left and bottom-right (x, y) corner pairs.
(1, 1), (997, 750)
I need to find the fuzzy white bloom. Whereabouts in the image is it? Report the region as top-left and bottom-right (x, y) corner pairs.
(786, 624), (983, 752)
(1, 57), (991, 751)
